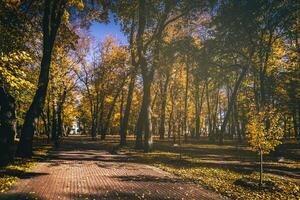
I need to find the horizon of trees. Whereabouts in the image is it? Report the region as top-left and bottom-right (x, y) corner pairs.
(0, 0), (299, 168)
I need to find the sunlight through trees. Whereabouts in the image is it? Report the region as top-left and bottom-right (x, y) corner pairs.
(0, 0), (299, 199)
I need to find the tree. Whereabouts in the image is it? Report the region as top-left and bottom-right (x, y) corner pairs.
(17, 0), (78, 157)
(246, 106), (284, 186)
(0, 1), (34, 164)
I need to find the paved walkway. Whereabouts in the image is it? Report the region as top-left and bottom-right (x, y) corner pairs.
(1, 136), (223, 200)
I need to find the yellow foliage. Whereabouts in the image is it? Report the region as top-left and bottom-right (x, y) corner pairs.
(0, 51), (33, 91)
(246, 107), (284, 154)
(68, 0), (84, 10)
(61, 10), (70, 24)
(3, 0), (22, 8)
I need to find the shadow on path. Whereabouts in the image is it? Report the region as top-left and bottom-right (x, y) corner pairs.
(1, 136), (223, 200)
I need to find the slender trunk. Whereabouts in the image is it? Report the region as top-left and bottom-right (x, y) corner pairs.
(143, 76), (153, 152)
(101, 100), (116, 140)
(168, 112), (172, 139)
(57, 106), (63, 137)
(206, 80), (213, 141)
(195, 84), (200, 139)
(234, 101), (242, 143)
(219, 66), (249, 144)
(119, 90), (124, 133)
(195, 84), (205, 139)
(212, 90), (219, 139)
(94, 93), (100, 136)
(159, 74), (170, 140)
(102, 84), (125, 140)
(168, 92), (175, 139)
(184, 58), (189, 142)
(46, 95), (51, 142)
(259, 149), (263, 187)
(91, 109), (97, 139)
(41, 111), (49, 142)
(135, 100), (146, 148)
(0, 87), (16, 165)
(120, 74), (136, 146)
(57, 90), (66, 138)
(97, 98), (104, 136)
(51, 99), (57, 143)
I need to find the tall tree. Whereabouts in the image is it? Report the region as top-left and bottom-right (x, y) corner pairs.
(17, 0), (70, 157)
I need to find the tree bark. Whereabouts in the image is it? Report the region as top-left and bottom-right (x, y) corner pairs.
(143, 75), (153, 152)
(195, 84), (205, 139)
(135, 100), (146, 149)
(101, 83), (125, 140)
(0, 87), (16, 166)
(206, 80), (213, 141)
(159, 74), (170, 140)
(259, 149), (263, 187)
(219, 66), (249, 144)
(57, 89), (66, 138)
(46, 94), (51, 142)
(184, 58), (190, 142)
(51, 99), (57, 143)
(17, 0), (67, 157)
(134, 0), (147, 149)
(120, 74), (135, 146)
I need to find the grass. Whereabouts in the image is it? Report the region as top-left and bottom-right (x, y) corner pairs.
(0, 141), (52, 193)
(105, 136), (300, 200)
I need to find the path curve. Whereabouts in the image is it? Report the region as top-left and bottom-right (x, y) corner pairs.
(1, 136), (224, 200)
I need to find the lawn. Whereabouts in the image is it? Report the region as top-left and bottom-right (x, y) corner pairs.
(107, 136), (300, 200)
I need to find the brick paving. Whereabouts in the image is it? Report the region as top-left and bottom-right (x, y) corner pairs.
(1, 137), (224, 200)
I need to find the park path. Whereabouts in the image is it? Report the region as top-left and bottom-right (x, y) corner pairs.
(1, 136), (223, 200)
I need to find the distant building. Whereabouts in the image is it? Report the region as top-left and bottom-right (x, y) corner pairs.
(70, 121), (79, 134)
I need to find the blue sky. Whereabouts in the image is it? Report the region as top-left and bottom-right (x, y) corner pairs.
(89, 14), (128, 45)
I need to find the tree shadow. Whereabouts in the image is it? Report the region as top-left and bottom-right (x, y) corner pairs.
(114, 175), (182, 183)
(0, 170), (49, 180)
(0, 192), (42, 200)
(69, 191), (185, 200)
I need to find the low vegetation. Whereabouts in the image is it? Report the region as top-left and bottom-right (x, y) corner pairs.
(0, 142), (52, 193)
(109, 138), (300, 200)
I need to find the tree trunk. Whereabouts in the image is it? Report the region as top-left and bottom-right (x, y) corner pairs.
(135, 100), (146, 149)
(212, 90), (219, 139)
(168, 92), (175, 139)
(120, 74), (136, 146)
(97, 98), (104, 137)
(141, 74), (153, 152)
(219, 66), (249, 144)
(259, 149), (263, 187)
(0, 87), (16, 166)
(17, 49), (53, 156)
(41, 111), (49, 143)
(159, 74), (170, 140)
(184, 58), (190, 142)
(91, 100), (98, 139)
(195, 84), (205, 139)
(46, 95), (51, 142)
(206, 80), (213, 141)
(101, 85), (124, 140)
(51, 100), (57, 143)
(134, 0), (146, 149)
(16, 0), (66, 157)
(57, 90), (66, 138)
